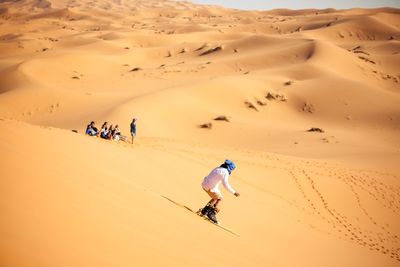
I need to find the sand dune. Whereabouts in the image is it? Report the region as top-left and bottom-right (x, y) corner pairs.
(0, 0), (399, 266)
(1, 119), (399, 267)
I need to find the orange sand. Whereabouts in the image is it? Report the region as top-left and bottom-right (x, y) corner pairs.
(0, 1), (399, 266)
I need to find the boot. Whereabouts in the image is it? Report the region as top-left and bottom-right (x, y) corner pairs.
(200, 203), (212, 216)
(207, 207), (219, 224)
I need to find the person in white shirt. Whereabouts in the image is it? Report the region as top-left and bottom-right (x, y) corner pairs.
(200, 159), (240, 224)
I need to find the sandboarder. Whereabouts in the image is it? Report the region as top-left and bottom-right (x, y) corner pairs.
(200, 159), (240, 224)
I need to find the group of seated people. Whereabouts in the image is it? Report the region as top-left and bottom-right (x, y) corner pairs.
(85, 121), (126, 141)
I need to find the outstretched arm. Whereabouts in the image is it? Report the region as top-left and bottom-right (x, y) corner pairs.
(222, 173), (236, 195)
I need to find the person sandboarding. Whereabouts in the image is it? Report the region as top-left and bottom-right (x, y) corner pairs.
(199, 160), (240, 224)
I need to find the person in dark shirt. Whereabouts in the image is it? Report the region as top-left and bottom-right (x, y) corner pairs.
(100, 122), (109, 139)
(85, 121), (98, 136)
(130, 118), (137, 143)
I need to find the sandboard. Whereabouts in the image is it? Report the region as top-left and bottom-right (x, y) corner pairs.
(161, 196), (239, 237)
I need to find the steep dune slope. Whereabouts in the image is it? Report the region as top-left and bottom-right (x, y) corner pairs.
(0, 119), (399, 266)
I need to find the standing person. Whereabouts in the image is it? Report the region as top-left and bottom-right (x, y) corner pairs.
(200, 160), (240, 224)
(130, 118), (137, 144)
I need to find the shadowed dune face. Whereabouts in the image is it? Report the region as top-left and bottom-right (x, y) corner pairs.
(0, 0), (399, 266)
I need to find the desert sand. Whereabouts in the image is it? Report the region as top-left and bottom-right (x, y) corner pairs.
(0, 0), (399, 266)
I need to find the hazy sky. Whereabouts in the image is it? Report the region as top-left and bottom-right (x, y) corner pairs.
(192, 0), (400, 10)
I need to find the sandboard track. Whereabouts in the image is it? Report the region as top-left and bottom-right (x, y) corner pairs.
(144, 138), (399, 260)
(160, 195), (240, 237)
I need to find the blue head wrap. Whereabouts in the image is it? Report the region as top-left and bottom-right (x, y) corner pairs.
(224, 159), (236, 174)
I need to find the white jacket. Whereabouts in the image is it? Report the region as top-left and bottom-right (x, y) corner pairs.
(202, 167), (236, 194)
